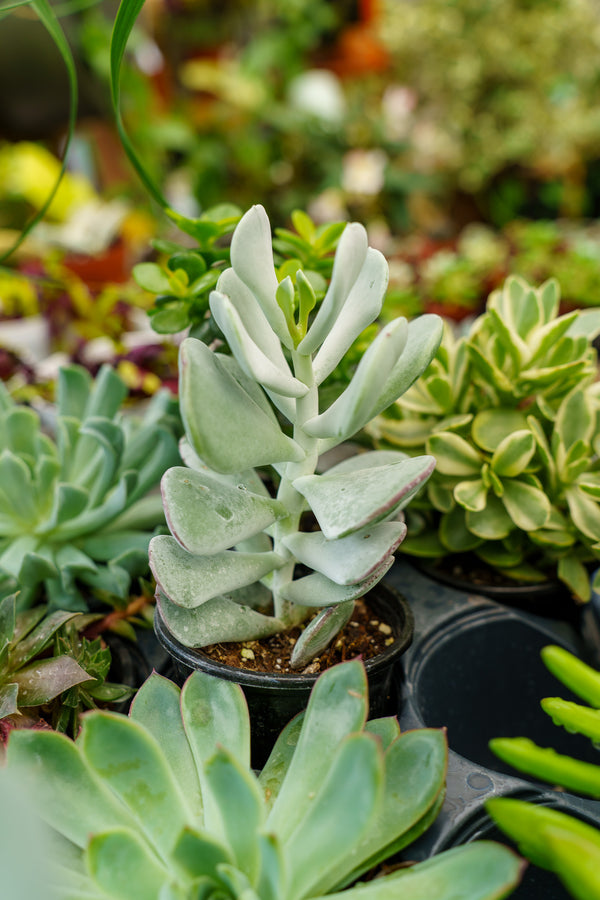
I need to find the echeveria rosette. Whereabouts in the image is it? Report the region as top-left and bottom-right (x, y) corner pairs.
(487, 646), (600, 899)
(150, 204), (443, 668)
(5, 659), (524, 900)
(372, 276), (600, 600)
(0, 364), (181, 613)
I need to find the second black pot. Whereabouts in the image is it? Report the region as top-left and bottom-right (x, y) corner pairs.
(154, 581), (414, 767)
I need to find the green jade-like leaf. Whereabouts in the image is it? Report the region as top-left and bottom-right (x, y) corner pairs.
(294, 457), (435, 540)
(489, 737), (600, 797)
(541, 645), (600, 707)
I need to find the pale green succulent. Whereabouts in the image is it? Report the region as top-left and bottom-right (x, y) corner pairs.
(0, 363), (181, 612)
(149, 205), (443, 668)
(488, 645), (600, 900)
(6, 659), (524, 900)
(371, 276), (600, 600)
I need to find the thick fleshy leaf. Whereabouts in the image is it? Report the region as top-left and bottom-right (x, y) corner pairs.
(439, 506), (485, 552)
(491, 431), (536, 478)
(80, 712), (190, 856)
(540, 645), (600, 707)
(256, 833), (285, 900)
(129, 674), (202, 824)
(466, 494), (513, 540)
(329, 842), (523, 900)
(290, 601), (355, 669)
(0, 593), (16, 667)
(299, 222), (369, 355)
(312, 248), (389, 384)
(179, 339), (304, 473)
(259, 715), (307, 812)
(426, 432), (481, 476)
(454, 478), (487, 513)
(0, 683), (18, 718)
(86, 828), (168, 900)
(204, 748), (264, 882)
(566, 485), (600, 541)
(541, 698), (600, 742)
(555, 390), (594, 450)
(12, 656), (93, 705)
(0, 451), (37, 523)
(210, 292), (308, 398)
(317, 728), (447, 893)
(294, 456), (435, 540)
(229, 205), (292, 349)
(150, 534), (282, 609)
(489, 738), (600, 797)
(161, 467), (286, 555)
(285, 734), (382, 900)
(157, 592), (283, 648)
(266, 660), (368, 839)
(282, 521), (406, 585)
(181, 669), (251, 771)
(501, 479), (550, 531)
(558, 555), (591, 601)
(171, 827), (233, 880)
(278, 558), (393, 607)
(304, 319), (408, 440)
(6, 730), (137, 847)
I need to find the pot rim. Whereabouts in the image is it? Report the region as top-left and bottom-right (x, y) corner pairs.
(154, 580), (414, 689)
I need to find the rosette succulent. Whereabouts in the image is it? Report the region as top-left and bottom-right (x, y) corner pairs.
(149, 204), (443, 668)
(371, 275), (600, 600)
(0, 363), (181, 612)
(5, 659), (524, 900)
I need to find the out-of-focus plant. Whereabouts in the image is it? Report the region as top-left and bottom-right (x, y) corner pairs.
(371, 275), (600, 601)
(379, 0), (600, 224)
(487, 644), (600, 900)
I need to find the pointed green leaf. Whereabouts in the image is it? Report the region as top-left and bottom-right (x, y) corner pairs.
(162, 467), (286, 555)
(541, 645), (600, 707)
(150, 534), (282, 608)
(179, 339), (304, 473)
(290, 601), (355, 669)
(156, 592), (283, 648)
(541, 698), (600, 742)
(282, 522), (406, 586)
(86, 828), (168, 900)
(294, 456), (435, 540)
(171, 827), (232, 880)
(489, 738), (600, 798)
(12, 656), (93, 705)
(0, 683), (18, 718)
(181, 668), (251, 770)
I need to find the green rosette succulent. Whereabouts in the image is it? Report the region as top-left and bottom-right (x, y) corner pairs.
(149, 205), (443, 668)
(0, 363), (181, 612)
(487, 645), (600, 900)
(371, 275), (600, 600)
(5, 659), (525, 900)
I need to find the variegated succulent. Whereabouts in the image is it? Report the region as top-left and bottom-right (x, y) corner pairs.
(149, 204), (443, 668)
(5, 659), (524, 900)
(371, 275), (600, 600)
(0, 363), (181, 612)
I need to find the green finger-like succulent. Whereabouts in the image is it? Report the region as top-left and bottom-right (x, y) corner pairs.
(0, 363), (181, 612)
(6, 659), (524, 900)
(372, 275), (600, 600)
(488, 645), (600, 900)
(150, 205), (443, 667)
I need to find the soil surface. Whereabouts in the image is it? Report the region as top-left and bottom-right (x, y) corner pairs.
(201, 598), (395, 675)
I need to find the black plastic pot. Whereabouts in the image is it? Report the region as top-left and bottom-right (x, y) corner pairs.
(384, 558), (600, 894)
(154, 581), (414, 767)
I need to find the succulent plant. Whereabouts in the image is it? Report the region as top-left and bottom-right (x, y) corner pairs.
(0, 593), (130, 743)
(371, 275), (600, 600)
(6, 658), (524, 899)
(0, 362), (181, 612)
(487, 645), (600, 900)
(149, 204), (442, 668)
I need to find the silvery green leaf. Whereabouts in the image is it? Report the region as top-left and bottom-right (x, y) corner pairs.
(312, 248), (389, 385)
(149, 534), (283, 608)
(210, 291), (308, 399)
(304, 319), (409, 440)
(157, 593), (283, 648)
(289, 602), (354, 668)
(278, 556), (393, 607)
(229, 205), (292, 349)
(281, 521), (406, 586)
(298, 222), (368, 355)
(217, 267), (289, 367)
(178, 438), (270, 497)
(179, 339), (304, 473)
(367, 314), (444, 417)
(161, 467), (286, 555)
(294, 457), (435, 540)
(323, 449), (410, 476)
